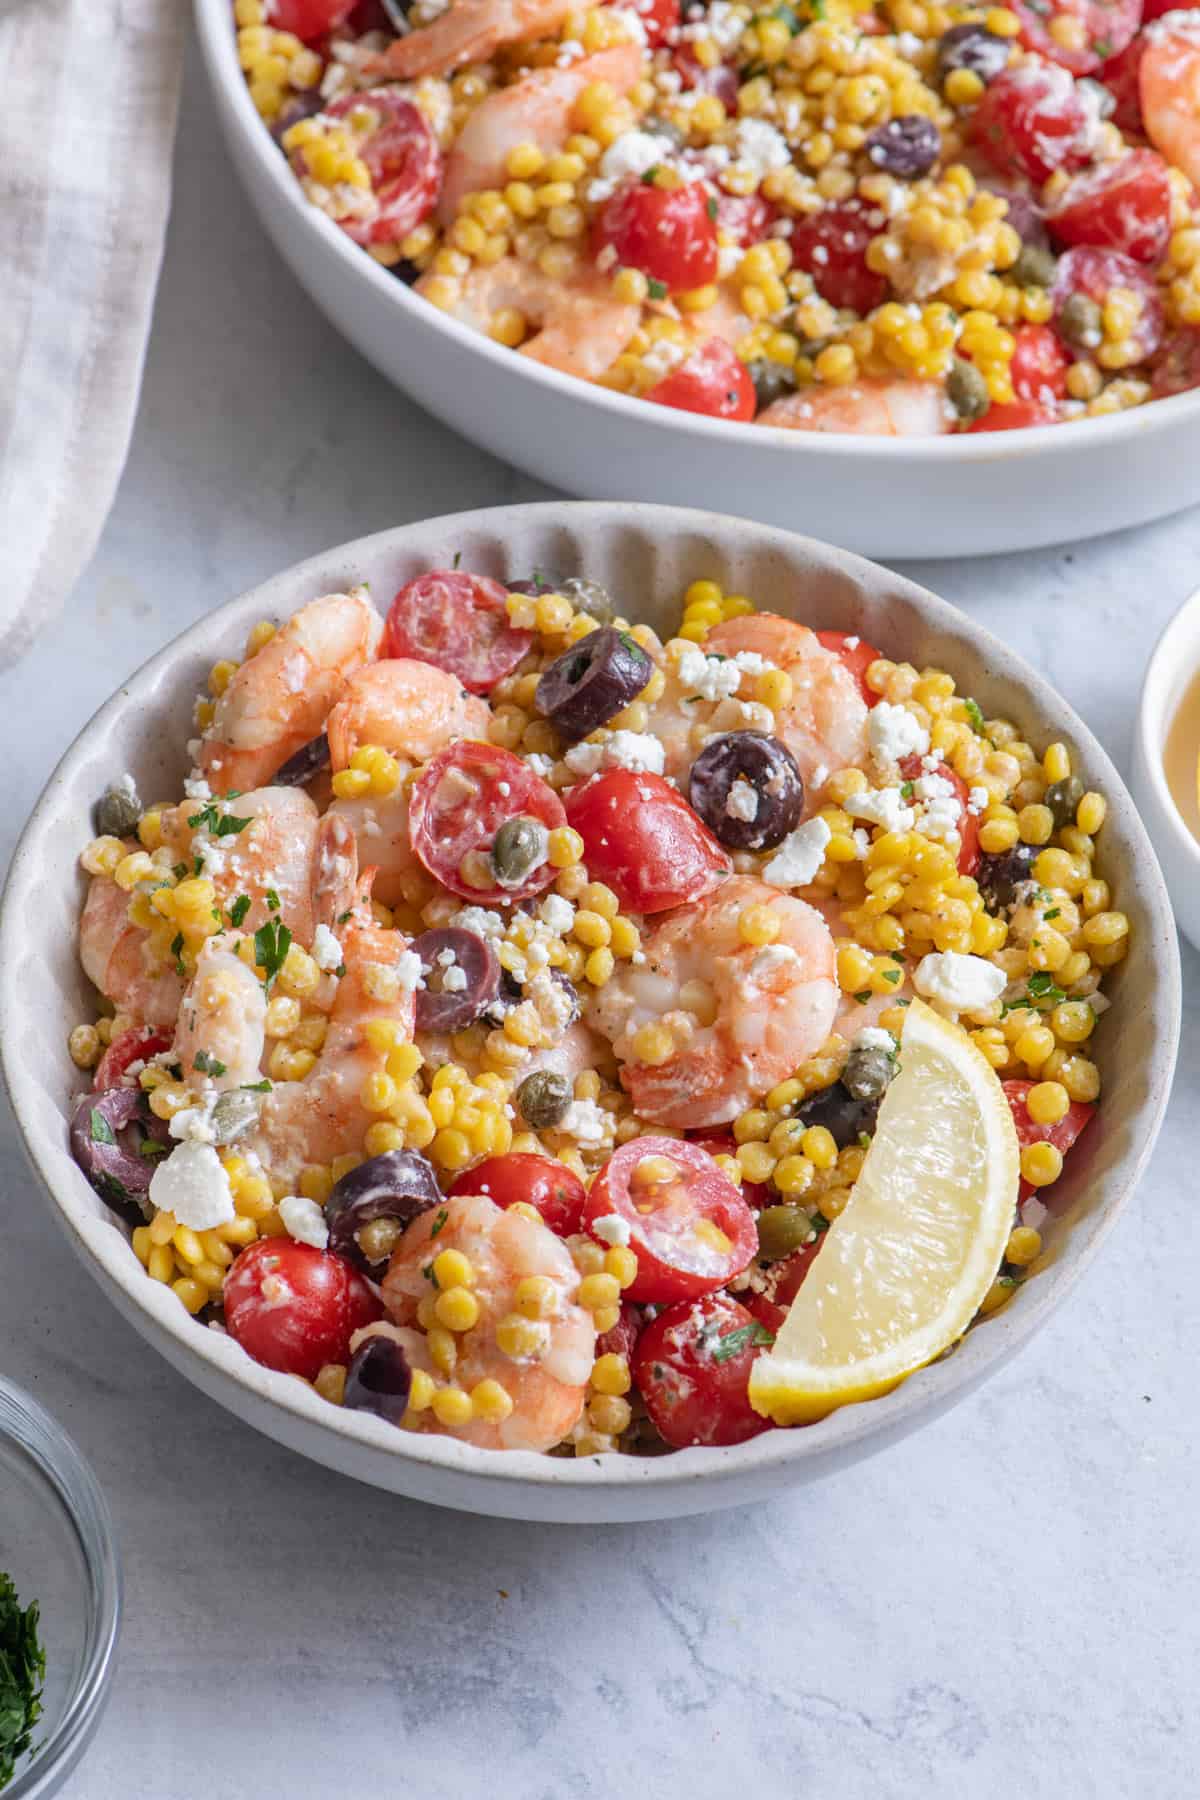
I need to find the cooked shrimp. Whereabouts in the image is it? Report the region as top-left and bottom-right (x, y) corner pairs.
(704, 612), (869, 791)
(421, 254), (641, 381)
(1140, 16), (1200, 187)
(163, 786), (323, 944)
(589, 876), (838, 1128)
(380, 1192), (594, 1451)
(682, 282), (752, 351)
(758, 379), (952, 438)
(438, 46), (642, 221)
(172, 942), (268, 1090)
(365, 0), (573, 81)
(199, 588), (382, 795)
(79, 875), (185, 1030)
(248, 923), (417, 1185)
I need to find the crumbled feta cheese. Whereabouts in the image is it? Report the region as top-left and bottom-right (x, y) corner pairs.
(278, 1194), (330, 1250)
(676, 644), (743, 702)
(525, 753), (555, 779)
(853, 1026), (895, 1053)
(730, 650), (772, 677)
(562, 740), (606, 779)
(749, 943), (798, 981)
(762, 816), (832, 888)
(168, 1091), (219, 1146)
(913, 771), (963, 844)
(968, 786), (989, 816)
(732, 117), (790, 179)
(564, 732), (665, 777)
(451, 906), (506, 939)
(149, 1141), (235, 1230)
(395, 949), (425, 992)
(912, 951), (1007, 1012)
(587, 128), (680, 202)
(560, 1098), (614, 1147)
(183, 774), (212, 801)
(442, 964), (468, 992)
(312, 924), (343, 972)
(528, 968), (575, 1030)
(725, 777), (759, 823)
(538, 894), (576, 936)
(640, 336), (687, 382)
(852, 827), (870, 858)
(193, 836), (227, 879)
(591, 1212), (633, 1247)
(846, 786), (916, 833)
(869, 700), (930, 764)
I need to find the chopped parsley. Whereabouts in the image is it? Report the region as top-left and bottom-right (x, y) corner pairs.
(89, 1108), (116, 1146)
(1044, 907), (1061, 921)
(706, 194), (718, 219)
(253, 918), (292, 990)
(962, 697), (987, 737)
(240, 1079), (273, 1094)
(265, 888), (280, 912)
(882, 967), (902, 985)
(172, 862), (189, 881)
(647, 277), (668, 301)
(137, 1139), (169, 1160)
(187, 801), (250, 838)
(229, 894), (251, 928)
(429, 1207), (449, 1239)
(641, 165), (660, 183)
(337, 910), (353, 926)
(193, 1050), (227, 1077)
(0, 1572), (45, 1791)
(853, 989), (872, 1004)
(899, 780), (915, 799)
(711, 1321), (774, 1364)
(170, 932), (186, 977)
(1001, 970), (1065, 1015)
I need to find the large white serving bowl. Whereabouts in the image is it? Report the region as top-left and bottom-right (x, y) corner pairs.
(1, 503), (1179, 1522)
(194, 0), (1200, 561)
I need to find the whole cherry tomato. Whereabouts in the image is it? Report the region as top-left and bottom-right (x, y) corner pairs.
(585, 1137), (757, 1305)
(591, 177), (718, 291)
(790, 203), (889, 315)
(1009, 0), (1140, 75)
(93, 1028), (171, 1092)
(447, 1154), (586, 1237)
(970, 64), (1092, 184)
(644, 338), (756, 422)
(633, 1292), (774, 1447)
(224, 1240), (381, 1381)
(1010, 324), (1072, 403)
(564, 769), (731, 914)
(1046, 150), (1174, 265)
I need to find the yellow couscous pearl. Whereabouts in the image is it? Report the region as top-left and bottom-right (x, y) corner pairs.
(801, 1126), (838, 1169)
(431, 1386), (474, 1428)
(547, 827), (584, 868)
(1006, 1225), (1043, 1266)
(1020, 1141), (1064, 1187)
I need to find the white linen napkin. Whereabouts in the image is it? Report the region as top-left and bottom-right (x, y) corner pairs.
(0, 0), (186, 666)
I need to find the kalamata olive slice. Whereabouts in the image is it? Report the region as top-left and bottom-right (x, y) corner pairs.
(69, 1087), (165, 1217)
(535, 627), (652, 743)
(343, 1334), (412, 1425)
(274, 733), (330, 787)
(325, 1149), (441, 1273)
(687, 732), (804, 851)
(977, 843), (1038, 914)
(411, 927), (500, 1033)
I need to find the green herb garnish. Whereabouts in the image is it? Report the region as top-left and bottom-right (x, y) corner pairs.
(193, 1050), (227, 1077)
(647, 278), (668, 301)
(89, 1108), (116, 1146)
(170, 932), (186, 977)
(853, 989), (872, 1004)
(253, 918), (293, 990)
(963, 698), (987, 736)
(882, 967), (901, 985)
(711, 1322), (774, 1364)
(899, 780), (915, 799)
(229, 894), (250, 928)
(187, 801), (250, 838)
(429, 1207), (449, 1240)
(706, 194), (718, 219)
(265, 888), (280, 913)
(240, 1079), (273, 1093)
(0, 1573), (45, 1790)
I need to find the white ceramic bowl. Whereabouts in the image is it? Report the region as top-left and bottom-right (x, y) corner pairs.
(1132, 583), (1200, 951)
(194, 0), (1200, 561)
(1, 503), (1180, 1521)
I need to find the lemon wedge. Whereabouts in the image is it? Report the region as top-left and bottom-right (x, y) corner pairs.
(748, 997), (1019, 1426)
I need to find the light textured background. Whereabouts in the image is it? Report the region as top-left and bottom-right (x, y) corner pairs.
(3, 40), (1198, 1800)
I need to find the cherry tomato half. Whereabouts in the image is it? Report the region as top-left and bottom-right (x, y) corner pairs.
(713, 191), (778, 248)
(448, 1153), (586, 1237)
(591, 177), (718, 292)
(1010, 324), (1072, 403)
(1004, 1077), (1096, 1200)
(790, 203), (889, 315)
(270, 0), (356, 42)
(585, 1137), (757, 1305)
(93, 1028), (171, 1092)
(563, 769), (731, 914)
(632, 1293), (773, 1447)
(966, 399), (1059, 432)
(1010, 0), (1140, 76)
(970, 64), (1092, 184)
(322, 91), (442, 247)
(816, 630), (883, 706)
(688, 1129), (769, 1210)
(1046, 150), (1174, 265)
(1052, 244), (1165, 362)
(409, 741), (566, 903)
(899, 754), (980, 876)
(383, 569), (533, 694)
(224, 1239), (381, 1381)
(741, 1240), (824, 1334)
(644, 338), (756, 422)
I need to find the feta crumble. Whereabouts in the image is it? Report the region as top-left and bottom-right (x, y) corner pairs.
(311, 924), (343, 972)
(395, 949), (425, 992)
(725, 777), (759, 822)
(591, 1212), (633, 1247)
(846, 785), (916, 833)
(278, 1194), (330, 1250)
(149, 1141), (235, 1231)
(538, 894), (576, 936)
(912, 951), (1007, 1012)
(675, 644), (743, 702)
(762, 816), (832, 887)
(564, 731), (666, 777)
(559, 1098), (614, 1147)
(869, 700), (930, 764)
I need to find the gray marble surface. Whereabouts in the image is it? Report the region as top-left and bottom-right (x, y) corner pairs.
(2, 38), (1198, 1799)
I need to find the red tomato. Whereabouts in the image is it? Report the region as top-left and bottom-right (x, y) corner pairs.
(591, 178), (718, 291)
(383, 568), (532, 694)
(93, 1028), (171, 1092)
(898, 754), (980, 876)
(1143, 0), (1200, 16)
(644, 338), (756, 422)
(320, 92), (442, 247)
(816, 630), (883, 706)
(790, 203), (889, 315)
(970, 64), (1092, 184)
(714, 192), (778, 248)
(563, 769), (731, 914)
(1046, 150), (1173, 264)
(623, 0), (681, 47)
(585, 1137), (756, 1305)
(632, 1293), (773, 1447)
(670, 46), (740, 111)
(1052, 244), (1165, 361)
(1010, 324), (1072, 402)
(742, 1242), (823, 1334)
(269, 0), (356, 41)
(224, 1240), (381, 1381)
(596, 1300), (643, 1362)
(1009, 0), (1140, 75)
(966, 399), (1059, 430)
(1151, 329), (1200, 397)
(447, 1154), (585, 1236)
(409, 741), (565, 903)
(1099, 35), (1146, 133)
(687, 1130), (769, 1210)
(1003, 1078), (1096, 1199)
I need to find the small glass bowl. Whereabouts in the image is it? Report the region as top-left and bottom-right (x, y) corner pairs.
(0, 1380), (121, 1797)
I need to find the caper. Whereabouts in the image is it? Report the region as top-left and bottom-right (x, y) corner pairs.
(211, 1088), (262, 1145)
(1010, 243), (1057, 291)
(515, 1069), (573, 1131)
(1058, 293), (1102, 351)
(94, 782), (142, 838)
(491, 815), (549, 888)
(1044, 773), (1084, 831)
(561, 577), (615, 625)
(756, 1204), (816, 1262)
(748, 359), (797, 412)
(946, 358), (991, 422)
(842, 1042), (896, 1103)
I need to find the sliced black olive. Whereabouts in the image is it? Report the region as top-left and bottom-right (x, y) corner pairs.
(516, 1069), (572, 1130)
(864, 114), (940, 178)
(70, 1087), (165, 1219)
(274, 734), (330, 787)
(94, 783), (142, 838)
(1045, 774), (1084, 831)
(936, 22), (1011, 83)
(535, 627), (652, 743)
(325, 1150), (441, 1274)
(977, 843), (1038, 914)
(491, 817), (549, 888)
(687, 732), (804, 851)
(411, 926), (500, 1033)
(271, 90), (324, 146)
(794, 1081), (878, 1149)
(343, 1334), (412, 1425)
(842, 1040), (897, 1103)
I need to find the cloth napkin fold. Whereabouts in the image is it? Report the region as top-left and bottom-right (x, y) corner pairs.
(0, 0), (186, 667)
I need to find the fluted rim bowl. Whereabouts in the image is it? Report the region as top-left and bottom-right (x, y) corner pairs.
(193, 0), (1200, 559)
(0, 503), (1180, 1521)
